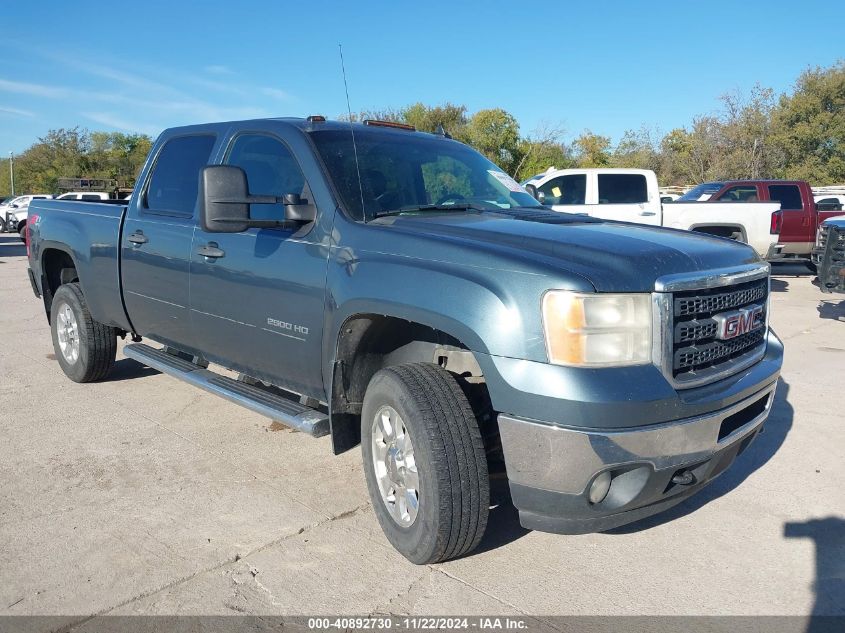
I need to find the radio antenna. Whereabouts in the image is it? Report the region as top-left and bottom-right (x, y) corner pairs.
(338, 44), (366, 220)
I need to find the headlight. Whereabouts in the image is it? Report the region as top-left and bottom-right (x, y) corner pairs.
(541, 291), (652, 367)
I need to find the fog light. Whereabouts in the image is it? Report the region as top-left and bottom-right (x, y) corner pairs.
(588, 471), (612, 504)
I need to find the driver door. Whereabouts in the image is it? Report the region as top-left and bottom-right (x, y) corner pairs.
(189, 131), (327, 397)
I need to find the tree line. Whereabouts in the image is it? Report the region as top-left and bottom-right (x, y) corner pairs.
(1, 60), (842, 198)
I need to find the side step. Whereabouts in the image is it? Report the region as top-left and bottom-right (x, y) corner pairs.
(123, 343), (330, 437)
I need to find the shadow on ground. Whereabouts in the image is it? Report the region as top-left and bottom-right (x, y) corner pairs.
(785, 516), (845, 621)
(606, 376), (793, 534)
(770, 277), (790, 292)
(471, 475), (530, 555)
(817, 300), (845, 322)
(107, 357), (160, 382)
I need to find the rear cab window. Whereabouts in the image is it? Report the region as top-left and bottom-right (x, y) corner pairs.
(767, 184), (803, 210)
(597, 174), (647, 204)
(144, 134), (217, 216)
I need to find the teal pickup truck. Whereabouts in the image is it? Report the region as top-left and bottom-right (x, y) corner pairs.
(26, 117), (782, 563)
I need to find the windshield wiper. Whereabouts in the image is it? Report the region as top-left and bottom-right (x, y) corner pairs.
(372, 203), (487, 219)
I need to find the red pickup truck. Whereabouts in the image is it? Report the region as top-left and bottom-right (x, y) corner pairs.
(708, 180), (840, 260)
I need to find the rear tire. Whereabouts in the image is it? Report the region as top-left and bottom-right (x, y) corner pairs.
(361, 363), (489, 564)
(50, 283), (117, 382)
(19, 225), (26, 242)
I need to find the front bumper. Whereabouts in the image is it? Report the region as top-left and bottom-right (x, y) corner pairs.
(499, 379), (777, 534)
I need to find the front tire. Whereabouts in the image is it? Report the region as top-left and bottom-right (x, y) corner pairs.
(50, 283), (117, 382)
(361, 363), (489, 564)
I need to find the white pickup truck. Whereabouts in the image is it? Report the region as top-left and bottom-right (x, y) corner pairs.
(523, 168), (781, 259)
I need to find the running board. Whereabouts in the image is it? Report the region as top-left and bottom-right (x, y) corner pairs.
(123, 343), (330, 437)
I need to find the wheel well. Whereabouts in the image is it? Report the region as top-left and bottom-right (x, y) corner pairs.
(692, 225), (746, 242)
(329, 315), (492, 454)
(41, 249), (78, 321)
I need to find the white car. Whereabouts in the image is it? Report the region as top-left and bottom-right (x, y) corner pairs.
(55, 191), (111, 201)
(1, 194), (53, 236)
(523, 169), (781, 259)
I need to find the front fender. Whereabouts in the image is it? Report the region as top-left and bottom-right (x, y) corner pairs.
(322, 246), (557, 393)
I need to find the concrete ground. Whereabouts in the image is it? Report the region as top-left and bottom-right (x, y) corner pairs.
(0, 235), (843, 624)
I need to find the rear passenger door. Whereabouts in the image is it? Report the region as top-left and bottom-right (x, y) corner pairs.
(188, 132), (327, 398)
(594, 172), (656, 224)
(766, 183), (810, 247)
(121, 133), (217, 350)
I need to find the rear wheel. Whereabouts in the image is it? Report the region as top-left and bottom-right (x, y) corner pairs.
(50, 283), (117, 382)
(361, 363), (489, 564)
(19, 225), (26, 242)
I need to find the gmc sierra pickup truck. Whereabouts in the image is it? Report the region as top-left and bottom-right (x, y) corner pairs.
(26, 117), (783, 564)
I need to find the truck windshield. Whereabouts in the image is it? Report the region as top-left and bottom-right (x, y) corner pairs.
(309, 128), (541, 221)
(677, 182), (724, 202)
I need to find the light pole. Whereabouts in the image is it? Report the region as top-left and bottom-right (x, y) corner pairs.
(8, 151), (14, 197)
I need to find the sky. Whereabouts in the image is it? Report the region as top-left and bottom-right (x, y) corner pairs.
(1, 0), (843, 154)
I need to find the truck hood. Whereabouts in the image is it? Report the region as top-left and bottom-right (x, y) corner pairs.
(374, 209), (762, 292)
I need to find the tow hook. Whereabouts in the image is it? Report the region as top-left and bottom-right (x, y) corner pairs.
(671, 470), (696, 486)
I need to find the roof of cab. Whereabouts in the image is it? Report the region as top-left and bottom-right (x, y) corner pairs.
(159, 117), (450, 140)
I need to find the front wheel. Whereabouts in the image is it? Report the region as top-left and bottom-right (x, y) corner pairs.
(50, 283), (117, 382)
(361, 363), (489, 564)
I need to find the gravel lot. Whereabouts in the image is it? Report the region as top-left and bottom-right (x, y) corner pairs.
(1, 235), (843, 625)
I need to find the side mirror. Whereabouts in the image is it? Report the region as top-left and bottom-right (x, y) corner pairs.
(200, 165), (318, 233)
(283, 193), (317, 223)
(200, 165), (250, 233)
(525, 184), (546, 204)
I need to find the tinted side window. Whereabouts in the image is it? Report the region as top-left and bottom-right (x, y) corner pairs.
(538, 174), (586, 205)
(226, 134), (306, 221)
(768, 184), (802, 210)
(81, 194), (101, 201)
(717, 186), (759, 201)
(597, 174), (647, 204)
(146, 135), (216, 216)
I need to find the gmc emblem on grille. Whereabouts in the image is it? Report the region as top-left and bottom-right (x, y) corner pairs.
(713, 305), (764, 340)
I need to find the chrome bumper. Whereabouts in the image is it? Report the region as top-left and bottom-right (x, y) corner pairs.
(498, 380), (778, 533)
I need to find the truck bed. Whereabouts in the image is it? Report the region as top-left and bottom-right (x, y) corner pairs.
(27, 199), (131, 331)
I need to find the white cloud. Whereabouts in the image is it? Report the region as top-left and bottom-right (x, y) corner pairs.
(204, 65), (234, 75)
(81, 111), (161, 137)
(0, 78), (68, 98)
(0, 105), (35, 117)
(261, 87), (291, 101)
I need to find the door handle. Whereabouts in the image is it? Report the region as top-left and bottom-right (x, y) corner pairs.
(198, 243), (225, 259)
(127, 231), (148, 245)
(639, 211), (657, 216)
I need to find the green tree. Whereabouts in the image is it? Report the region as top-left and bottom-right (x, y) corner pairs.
(402, 102), (468, 136)
(771, 61), (845, 184)
(612, 127), (661, 174)
(572, 131), (611, 167)
(463, 108), (521, 174)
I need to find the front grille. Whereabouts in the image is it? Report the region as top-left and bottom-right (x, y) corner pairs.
(815, 223), (845, 293)
(817, 224), (830, 250)
(671, 278), (768, 384)
(675, 283), (766, 317)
